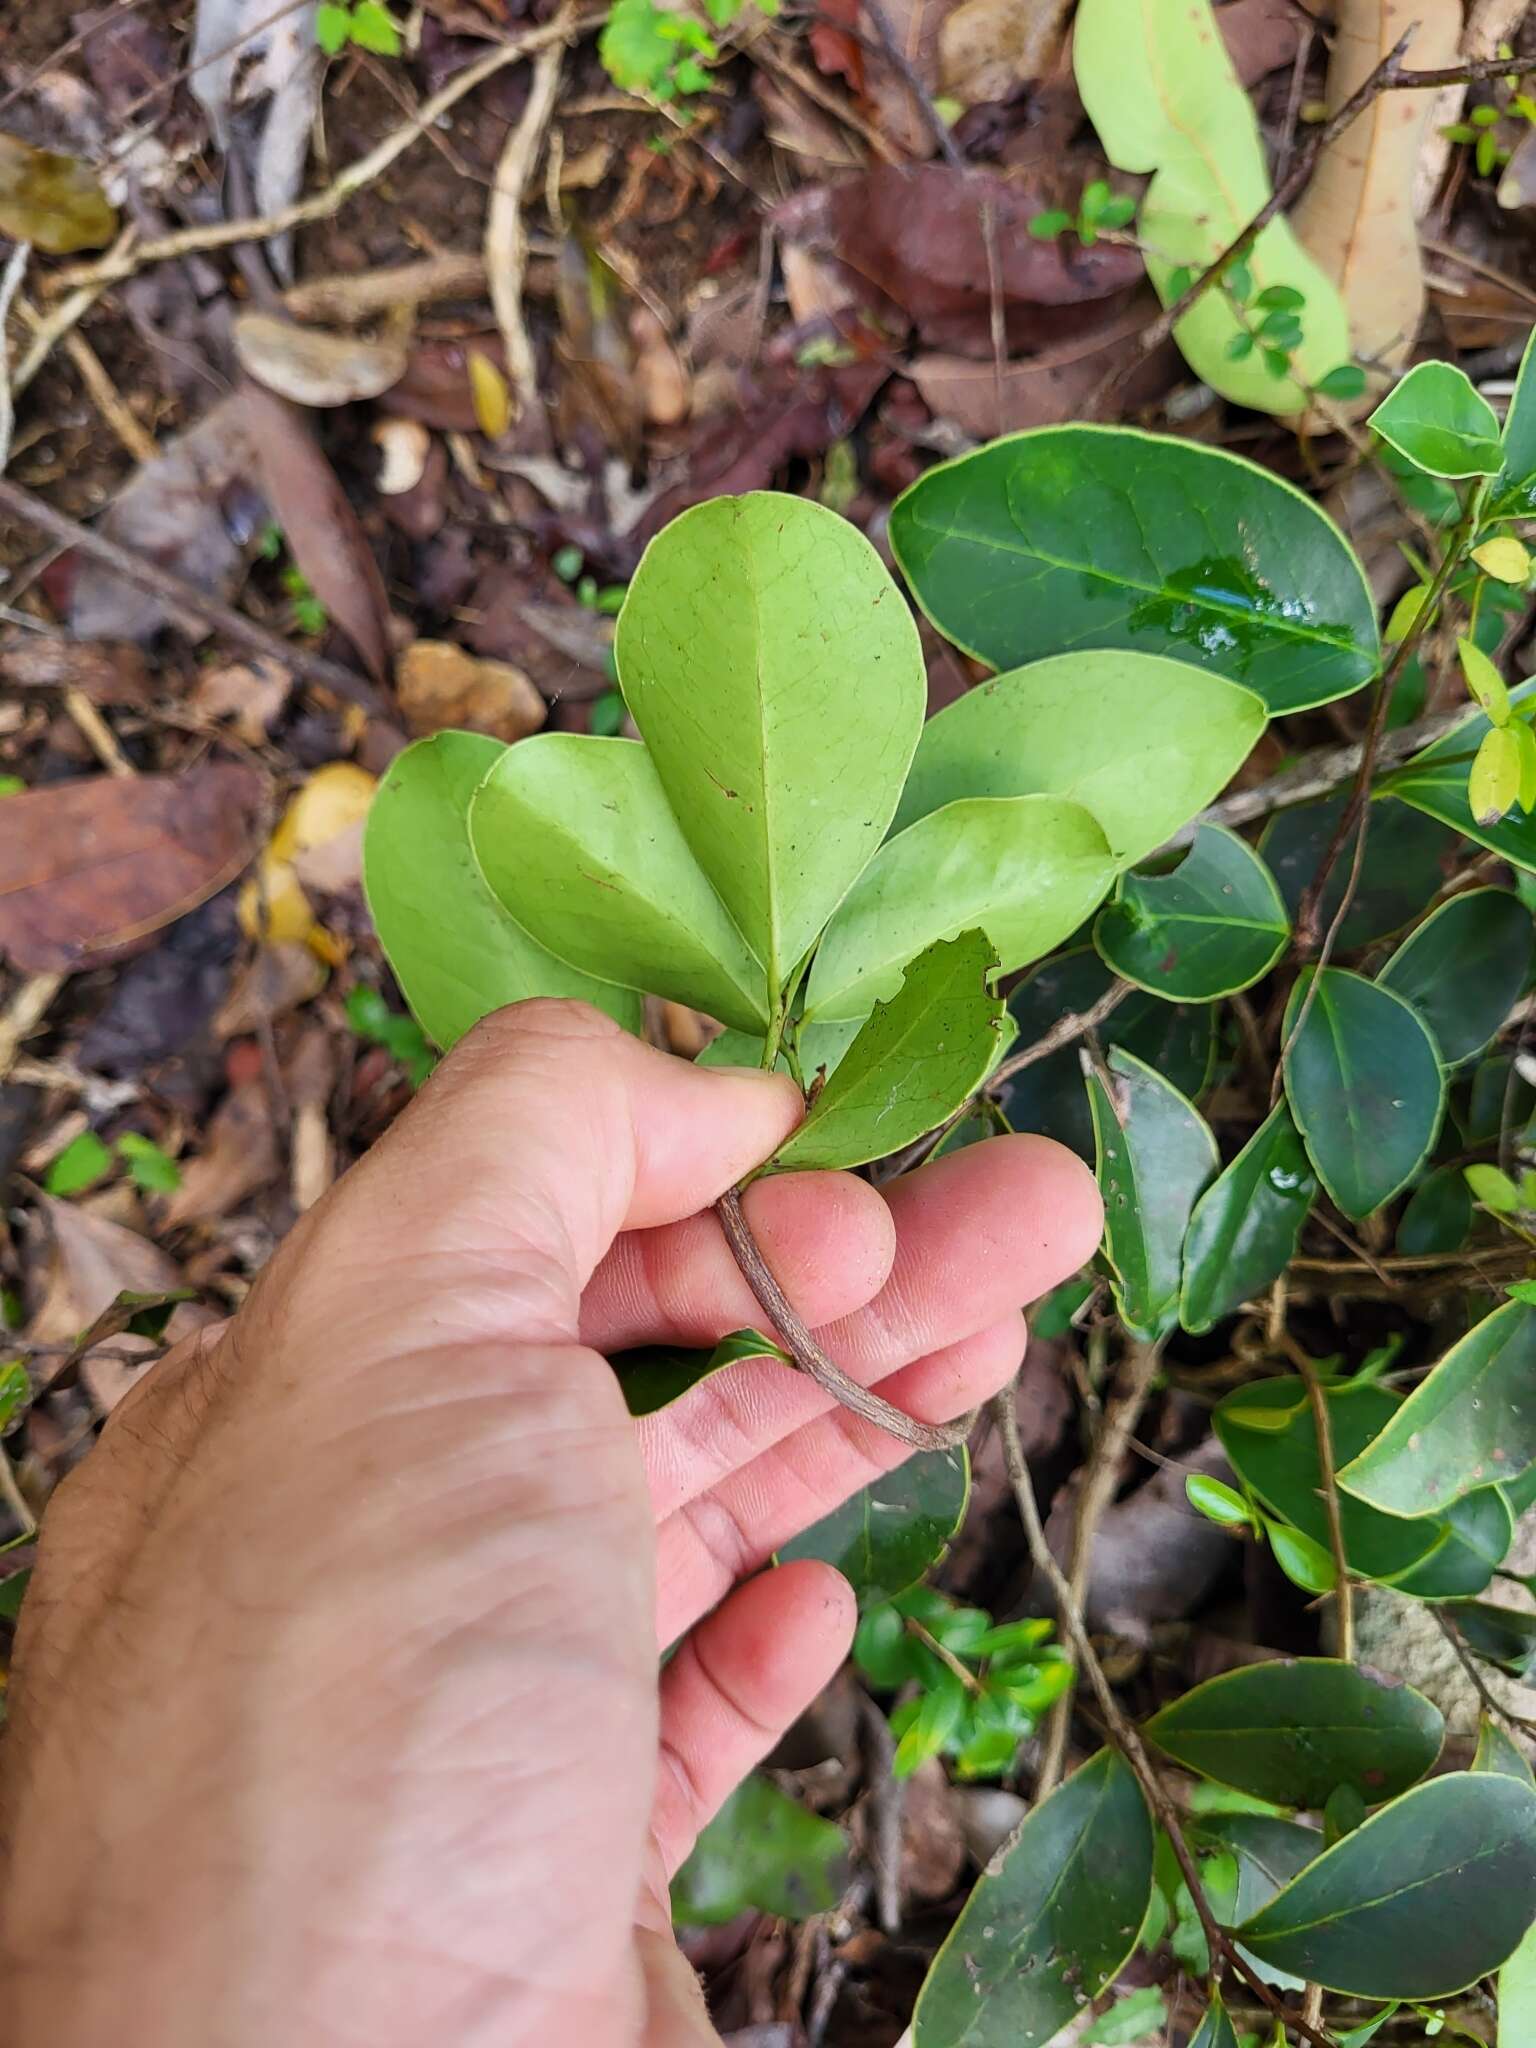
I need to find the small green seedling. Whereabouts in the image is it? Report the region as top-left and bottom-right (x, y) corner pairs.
(346, 985), (436, 1088)
(43, 1130), (181, 1199)
(599, 0), (775, 103)
(1028, 178), (1137, 248)
(315, 0), (401, 56)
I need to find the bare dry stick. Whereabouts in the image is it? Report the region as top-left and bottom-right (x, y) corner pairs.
(1036, 1342), (1162, 1797)
(283, 253), (488, 323)
(990, 979), (1133, 1089)
(0, 973), (64, 1084)
(990, 1381), (1340, 2048)
(487, 20), (570, 420)
(716, 1186), (973, 1451)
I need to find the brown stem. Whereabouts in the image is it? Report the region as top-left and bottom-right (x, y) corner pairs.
(990, 1381), (1340, 2048)
(906, 1618), (984, 1694)
(1282, 1335), (1356, 1663)
(715, 1186), (973, 1452)
(990, 980), (1134, 1090)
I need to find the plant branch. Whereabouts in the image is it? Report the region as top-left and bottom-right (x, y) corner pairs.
(990, 980), (1134, 1090)
(906, 1618), (984, 1694)
(859, 0), (965, 170)
(1281, 1334), (1355, 1663)
(486, 19), (568, 422)
(1433, 1608), (1536, 1741)
(716, 1186), (973, 1451)
(990, 1381), (1339, 2048)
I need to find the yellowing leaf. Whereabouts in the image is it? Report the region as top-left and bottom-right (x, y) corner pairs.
(1459, 637), (1511, 726)
(0, 135), (118, 255)
(240, 762), (376, 958)
(1074, 0), (1350, 412)
(1470, 726), (1523, 826)
(1384, 583), (1429, 642)
(1473, 536), (1532, 584)
(467, 350), (512, 438)
(1515, 720), (1536, 812)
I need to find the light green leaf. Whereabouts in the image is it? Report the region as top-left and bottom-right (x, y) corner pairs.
(1338, 1300), (1536, 1517)
(804, 796), (1114, 1023)
(347, 0), (401, 53)
(1385, 677), (1536, 872)
(469, 734), (768, 1030)
(616, 492), (925, 995)
(1096, 825), (1289, 1001)
(672, 1773), (847, 1925)
(315, 2), (351, 52)
(43, 1129), (113, 1198)
(890, 428), (1377, 714)
(1235, 1772), (1536, 1996)
(1179, 1102), (1315, 1334)
(363, 733), (641, 1047)
(890, 654), (1266, 866)
(1186, 1473), (1255, 1528)
(779, 1446), (970, 1607)
(1266, 1520), (1337, 1593)
(1186, 1991), (1239, 2048)
(774, 930), (1003, 1170)
(1074, 0), (1350, 411)
(1088, 1045), (1217, 1343)
(1369, 360), (1504, 478)
(1083, 1987), (1168, 2045)
(912, 1750), (1154, 2048)
(1282, 967), (1445, 1218)
(1500, 1917), (1536, 2048)
(609, 1327), (791, 1417)
(1473, 1715), (1536, 1787)
(1492, 322), (1536, 514)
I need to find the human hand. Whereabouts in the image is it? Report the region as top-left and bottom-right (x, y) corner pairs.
(0, 1001), (1100, 2048)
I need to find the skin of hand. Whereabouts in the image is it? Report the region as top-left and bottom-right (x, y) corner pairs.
(0, 1000), (1101, 2048)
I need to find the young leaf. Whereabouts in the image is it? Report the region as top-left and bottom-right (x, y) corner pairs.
(1460, 636), (1513, 724)
(611, 1328), (792, 1417)
(1368, 360), (1504, 478)
(1282, 967), (1445, 1218)
(1235, 1773), (1536, 1997)
(1186, 1991), (1239, 2048)
(1315, 362), (1367, 401)
(779, 1446), (970, 1607)
(1028, 208), (1072, 238)
(616, 493), (925, 997)
(363, 733), (641, 1047)
(891, 652), (1265, 866)
(1185, 1473), (1254, 1528)
(671, 1774), (846, 1925)
(1144, 1658), (1444, 1807)
(1082, 1988), (1167, 2046)
(1472, 535), (1531, 583)
(44, 1129), (113, 1197)
(1472, 726), (1524, 825)
(1472, 1715), (1536, 1787)
(1467, 1162), (1522, 1212)
(1087, 1046), (1217, 1343)
(1265, 1519), (1337, 1593)
(1094, 825), (1290, 1000)
(803, 795), (1114, 1023)
(315, 1), (351, 51)
(773, 930), (1002, 1170)
(890, 428), (1379, 714)
(1386, 675), (1536, 868)
(1379, 887), (1535, 1064)
(1338, 1299), (1536, 1517)
(115, 1132), (181, 1195)
(469, 734), (770, 1031)
(911, 1750), (1153, 2048)
(347, 0), (401, 53)
(1179, 1101), (1315, 1334)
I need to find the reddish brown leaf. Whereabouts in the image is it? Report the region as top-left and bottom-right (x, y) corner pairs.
(809, 0), (865, 91)
(0, 762), (264, 973)
(909, 301), (1175, 435)
(377, 336), (510, 431)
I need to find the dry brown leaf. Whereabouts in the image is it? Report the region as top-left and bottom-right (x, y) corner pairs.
(28, 1192), (187, 1344)
(1499, 127), (1536, 209)
(0, 633), (153, 706)
(241, 382), (392, 684)
(629, 307), (690, 427)
(377, 337), (510, 431)
(909, 303), (1172, 435)
(186, 657), (294, 744)
(0, 763), (263, 974)
(162, 1079), (280, 1228)
(1217, 0), (1305, 84)
(233, 310), (411, 408)
(861, 0), (957, 158)
(396, 639), (547, 741)
(781, 244), (856, 328)
(939, 0), (1072, 107)
(1290, 0), (1462, 391)
(751, 74), (865, 170)
(285, 1023), (336, 1214)
(0, 134), (117, 254)
(214, 943), (329, 1037)
(190, 0), (319, 280)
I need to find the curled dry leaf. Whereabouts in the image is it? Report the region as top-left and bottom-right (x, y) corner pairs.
(0, 763), (264, 974)
(939, 0), (1072, 109)
(0, 134), (117, 254)
(0, 633), (152, 706)
(190, 0), (320, 279)
(859, 0), (956, 159)
(27, 1193), (188, 1347)
(214, 943), (329, 1037)
(1291, 0), (1462, 394)
(233, 310), (411, 408)
(162, 1079), (280, 1229)
(630, 307), (690, 427)
(186, 657), (294, 744)
(395, 640), (548, 742)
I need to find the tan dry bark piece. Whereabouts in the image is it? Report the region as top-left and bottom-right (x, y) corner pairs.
(939, 0), (1072, 107)
(396, 639), (548, 742)
(1291, 0), (1463, 398)
(1416, 0), (1526, 215)
(234, 309), (411, 408)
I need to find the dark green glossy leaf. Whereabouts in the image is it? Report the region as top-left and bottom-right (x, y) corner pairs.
(1388, 1484), (1514, 1599)
(1144, 1658), (1444, 1807)
(1088, 1047), (1217, 1343)
(1492, 323), (1536, 513)
(1186, 1992), (1239, 2048)
(1235, 1772), (1536, 1996)
(1380, 888), (1535, 1065)
(1191, 1813), (1323, 1917)
(1282, 967), (1445, 1218)
(1180, 1102), (1315, 1333)
(671, 1773), (847, 1925)
(1397, 1164), (1474, 1255)
(774, 931), (1003, 1170)
(1340, 1300), (1536, 1516)
(912, 1750), (1154, 2048)
(1473, 1715), (1535, 1786)
(612, 1328), (790, 1417)
(1094, 825), (1289, 1000)
(1369, 359), (1504, 478)
(1450, 1601), (1536, 1678)
(1459, 1049), (1536, 1145)
(779, 1446), (969, 1607)
(364, 732), (642, 1047)
(889, 426), (1379, 714)
(1384, 679), (1536, 872)
(1260, 794), (1455, 947)
(0, 1568), (29, 1621)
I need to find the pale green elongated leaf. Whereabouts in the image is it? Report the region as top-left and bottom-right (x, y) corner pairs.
(1186, 1991), (1239, 2048)
(1369, 360), (1504, 479)
(362, 733), (641, 1046)
(1088, 1046), (1217, 1343)
(889, 429), (1378, 714)
(1473, 1715), (1536, 1787)
(779, 1446), (970, 1607)
(912, 1750), (1153, 2048)
(889, 654), (1266, 865)
(1339, 1300), (1536, 1517)
(1074, 0), (1350, 412)
(1179, 1102), (1315, 1333)
(1144, 1658), (1444, 1807)
(773, 931), (1003, 1170)
(672, 1773), (847, 1925)
(1492, 322), (1536, 513)
(1385, 678), (1536, 872)
(804, 796), (1115, 1023)
(469, 734), (768, 1031)
(1282, 967), (1445, 1219)
(615, 492), (925, 994)
(1380, 887), (1535, 1064)
(611, 1328), (792, 1418)
(1097, 825), (1289, 1001)
(1500, 1919), (1536, 2048)
(1235, 1772), (1536, 1997)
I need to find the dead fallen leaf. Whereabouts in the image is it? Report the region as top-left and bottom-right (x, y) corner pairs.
(630, 307), (690, 427)
(860, 0), (958, 159)
(751, 74), (865, 171)
(1217, 0), (1306, 85)
(285, 1022), (335, 1213)
(909, 300), (1173, 434)
(190, 0), (320, 281)
(830, 165), (1144, 355)
(241, 382), (392, 685)
(79, 890), (241, 1076)
(238, 761), (375, 958)
(1499, 127), (1536, 209)
(187, 657), (294, 745)
(396, 639), (547, 741)
(214, 942), (329, 1037)
(161, 1078), (280, 1228)
(377, 337), (510, 431)
(0, 133), (117, 254)
(899, 1759), (968, 1903)
(939, 0), (1072, 108)
(0, 763), (263, 974)
(809, 0), (864, 90)
(233, 310), (411, 408)
(781, 243), (856, 328)
(0, 632), (153, 706)
(28, 1191), (187, 1343)
(1291, 0), (1461, 390)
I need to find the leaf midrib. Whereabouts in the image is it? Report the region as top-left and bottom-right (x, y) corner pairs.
(1247, 1826), (1522, 1944)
